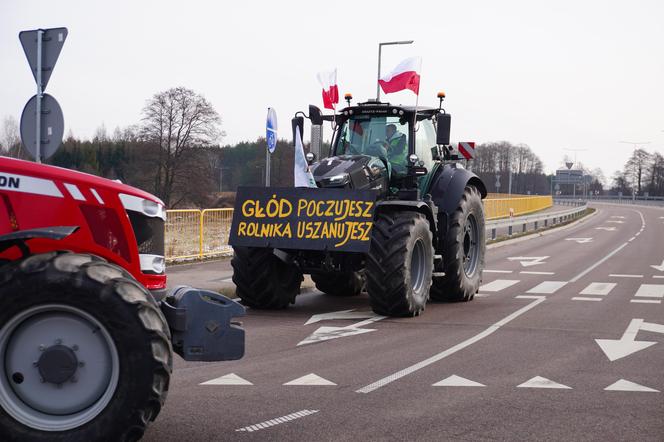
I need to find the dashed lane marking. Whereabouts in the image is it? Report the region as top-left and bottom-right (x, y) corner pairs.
(604, 379), (659, 393)
(526, 281), (567, 294)
(484, 269), (513, 274)
(433, 375), (485, 387)
(235, 410), (320, 432)
(630, 299), (661, 304)
(609, 274), (643, 278)
(634, 284), (664, 298)
(653, 276), (664, 279)
(520, 271), (555, 275)
(580, 282), (616, 296)
(479, 279), (520, 292)
(572, 297), (603, 302)
(517, 376), (572, 389)
(355, 296), (546, 394)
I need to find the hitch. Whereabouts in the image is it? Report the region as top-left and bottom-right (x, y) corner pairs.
(160, 286), (245, 362)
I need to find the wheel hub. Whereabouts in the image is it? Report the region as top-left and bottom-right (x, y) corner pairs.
(37, 344), (78, 385)
(462, 214), (479, 277)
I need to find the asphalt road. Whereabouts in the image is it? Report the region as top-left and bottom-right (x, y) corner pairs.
(146, 203), (664, 441)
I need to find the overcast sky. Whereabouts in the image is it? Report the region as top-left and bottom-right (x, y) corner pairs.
(1, 0), (663, 177)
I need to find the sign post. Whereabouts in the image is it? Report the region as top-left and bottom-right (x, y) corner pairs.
(266, 108), (278, 186)
(18, 27), (68, 162)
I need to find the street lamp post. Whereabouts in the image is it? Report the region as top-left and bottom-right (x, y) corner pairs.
(376, 40), (414, 101)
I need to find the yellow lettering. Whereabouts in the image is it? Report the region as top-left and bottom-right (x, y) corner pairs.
(241, 200), (256, 217)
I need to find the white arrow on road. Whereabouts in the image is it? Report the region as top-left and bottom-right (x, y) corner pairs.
(595, 226), (617, 231)
(507, 256), (549, 267)
(304, 309), (377, 325)
(650, 259), (664, 272)
(595, 318), (664, 361)
(298, 311), (386, 346)
(565, 237), (593, 244)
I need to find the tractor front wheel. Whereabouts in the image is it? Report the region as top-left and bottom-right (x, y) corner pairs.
(231, 247), (303, 309)
(0, 252), (172, 442)
(366, 212), (433, 316)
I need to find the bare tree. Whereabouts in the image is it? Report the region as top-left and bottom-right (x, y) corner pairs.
(140, 87), (222, 206)
(1, 116), (21, 156)
(624, 148), (651, 195)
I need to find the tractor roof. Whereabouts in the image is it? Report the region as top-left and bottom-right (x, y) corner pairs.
(338, 101), (440, 120)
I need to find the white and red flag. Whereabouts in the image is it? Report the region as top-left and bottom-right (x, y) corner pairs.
(316, 68), (339, 110)
(379, 57), (422, 95)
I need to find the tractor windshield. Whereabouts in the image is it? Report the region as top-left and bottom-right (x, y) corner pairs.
(335, 115), (410, 175)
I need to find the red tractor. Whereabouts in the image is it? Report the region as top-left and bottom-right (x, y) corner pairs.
(0, 156), (245, 441)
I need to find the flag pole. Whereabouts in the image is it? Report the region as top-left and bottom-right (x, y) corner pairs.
(413, 58), (422, 131)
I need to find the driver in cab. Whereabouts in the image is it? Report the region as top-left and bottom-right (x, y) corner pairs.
(384, 124), (407, 173)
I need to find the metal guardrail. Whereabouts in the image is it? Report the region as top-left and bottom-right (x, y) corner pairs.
(555, 196), (664, 207)
(485, 203), (588, 240)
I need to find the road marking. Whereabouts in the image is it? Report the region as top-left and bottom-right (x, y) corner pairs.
(508, 256), (549, 267)
(595, 226), (617, 231)
(565, 237), (593, 244)
(604, 379), (659, 393)
(611, 216), (626, 219)
(607, 220), (624, 224)
(634, 284), (664, 298)
(628, 237), (636, 242)
(433, 375), (485, 387)
(650, 259), (664, 272)
(630, 299), (661, 304)
(569, 243), (628, 283)
(235, 410), (319, 432)
(221, 277), (233, 282)
(526, 281), (567, 294)
(297, 325), (376, 346)
(484, 269), (513, 274)
(580, 282), (616, 296)
(595, 318), (661, 361)
(609, 274), (643, 278)
(515, 295), (544, 299)
(475, 293), (491, 298)
(304, 309), (378, 325)
(572, 297), (603, 302)
(355, 296), (546, 394)
(520, 271), (555, 275)
(284, 374), (336, 386)
(517, 376), (571, 389)
(653, 276), (664, 279)
(200, 373), (253, 385)
(479, 279), (520, 292)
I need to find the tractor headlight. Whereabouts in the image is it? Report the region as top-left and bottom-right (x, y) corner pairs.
(326, 173), (350, 185)
(409, 154), (419, 164)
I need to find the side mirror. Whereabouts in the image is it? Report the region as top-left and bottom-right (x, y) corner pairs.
(291, 116), (304, 147)
(436, 113), (451, 145)
(309, 105), (324, 125)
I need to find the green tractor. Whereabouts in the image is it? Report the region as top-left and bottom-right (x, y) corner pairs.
(230, 93), (486, 317)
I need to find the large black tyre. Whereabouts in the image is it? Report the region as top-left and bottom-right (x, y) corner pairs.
(0, 252), (172, 442)
(231, 247), (303, 309)
(311, 271), (364, 297)
(366, 212), (433, 317)
(430, 186), (486, 302)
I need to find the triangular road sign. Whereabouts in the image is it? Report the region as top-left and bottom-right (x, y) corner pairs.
(19, 27), (68, 90)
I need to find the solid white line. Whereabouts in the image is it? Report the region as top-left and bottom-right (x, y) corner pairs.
(515, 295), (544, 299)
(654, 276), (664, 279)
(630, 299), (661, 304)
(356, 296), (546, 394)
(572, 297), (603, 302)
(484, 269), (513, 274)
(569, 243), (628, 283)
(520, 271), (555, 275)
(609, 274), (643, 278)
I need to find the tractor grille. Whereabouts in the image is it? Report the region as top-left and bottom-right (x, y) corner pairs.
(127, 211), (165, 256)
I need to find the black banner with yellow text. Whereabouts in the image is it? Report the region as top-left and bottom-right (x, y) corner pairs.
(229, 187), (377, 253)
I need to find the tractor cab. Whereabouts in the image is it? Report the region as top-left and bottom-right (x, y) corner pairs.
(302, 97), (452, 200)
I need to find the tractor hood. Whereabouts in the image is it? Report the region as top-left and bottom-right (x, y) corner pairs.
(312, 155), (388, 196)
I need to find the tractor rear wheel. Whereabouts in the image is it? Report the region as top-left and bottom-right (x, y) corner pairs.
(311, 271), (364, 297)
(231, 247), (303, 309)
(366, 212), (433, 316)
(0, 252), (172, 442)
(430, 186), (486, 302)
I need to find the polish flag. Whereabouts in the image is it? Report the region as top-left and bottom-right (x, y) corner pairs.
(317, 68), (339, 110)
(379, 57), (422, 95)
